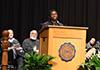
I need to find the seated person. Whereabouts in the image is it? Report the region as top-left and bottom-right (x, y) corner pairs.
(95, 40), (100, 53)
(86, 38), (100, 59)
(8, 29), (24, 70)
(22, 30), (39, 53)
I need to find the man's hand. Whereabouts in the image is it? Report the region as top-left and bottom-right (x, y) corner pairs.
(86, 48), (96, 59)
(33, 45), (39, 53)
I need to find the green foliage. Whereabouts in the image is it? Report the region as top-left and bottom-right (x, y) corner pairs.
(23, 52), (54, 70)
(81, 53), (100, 70)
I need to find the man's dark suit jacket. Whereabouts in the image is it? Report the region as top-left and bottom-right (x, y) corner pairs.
(42, 20), (63, 27)
(39, 20), (63, 33)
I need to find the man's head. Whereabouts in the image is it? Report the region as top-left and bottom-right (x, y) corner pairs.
(8, 29), (14, 39)
(49, 9), (58, 21)
(89, 38), (96, 45)
(30, 30), (38, 40)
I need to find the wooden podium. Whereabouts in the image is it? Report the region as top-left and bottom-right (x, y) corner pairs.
(39, 25), (88, 70)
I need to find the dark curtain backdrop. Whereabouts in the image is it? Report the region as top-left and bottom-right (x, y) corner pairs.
(0, 0), (100, 43)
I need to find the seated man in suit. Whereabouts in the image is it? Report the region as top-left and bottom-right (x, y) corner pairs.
(22, 30), (39, 53)
(42, 9), (63, 28)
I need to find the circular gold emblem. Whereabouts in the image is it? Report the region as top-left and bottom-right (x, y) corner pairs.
(59, 43), (76, 62)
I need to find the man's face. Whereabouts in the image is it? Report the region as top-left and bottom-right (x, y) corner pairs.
(30, 30), (37, 40)
(50, 11), (58, 21)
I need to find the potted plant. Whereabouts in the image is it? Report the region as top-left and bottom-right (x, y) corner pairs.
(81, 53), (100, 70)
(23, 52), (54, 70)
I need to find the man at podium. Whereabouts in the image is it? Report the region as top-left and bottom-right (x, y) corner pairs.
(42, 9), (63, 28)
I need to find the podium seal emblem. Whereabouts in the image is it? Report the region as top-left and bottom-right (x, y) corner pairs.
(59, 42), (76, 62)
